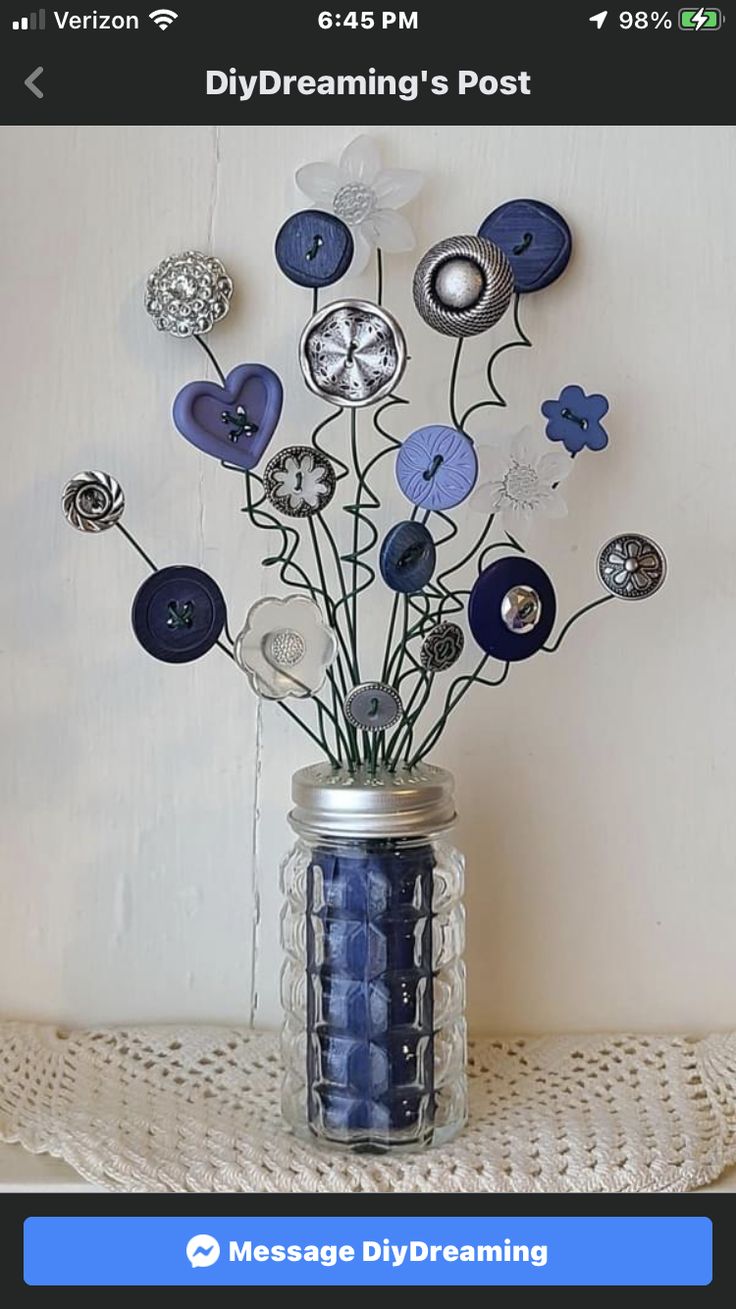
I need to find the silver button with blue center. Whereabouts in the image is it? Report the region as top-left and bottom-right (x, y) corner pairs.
(344, 682), (403, 733)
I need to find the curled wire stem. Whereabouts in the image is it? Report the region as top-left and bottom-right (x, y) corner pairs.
(543, 595), (614, 653)
(408, 658), (511, 767)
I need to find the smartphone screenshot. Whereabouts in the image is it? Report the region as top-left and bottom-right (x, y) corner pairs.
(1, 0), (733, 1295)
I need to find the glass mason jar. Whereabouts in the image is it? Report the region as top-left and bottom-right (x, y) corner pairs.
(281, 763), (467, 1152)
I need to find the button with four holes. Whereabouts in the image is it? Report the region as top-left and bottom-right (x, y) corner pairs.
(132, 565), (227, 664)
(275, 210), (354, 289)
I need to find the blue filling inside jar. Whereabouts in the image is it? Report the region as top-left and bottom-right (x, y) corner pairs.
(306, 839), (436, 1150)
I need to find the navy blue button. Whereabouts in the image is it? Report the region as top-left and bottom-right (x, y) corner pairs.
(469, 556), (556, 662)
(275, 209), (354, 289)
(132, 565), (226, 664)
(478, 199), (572, 293)
(380, 521), (436, 594)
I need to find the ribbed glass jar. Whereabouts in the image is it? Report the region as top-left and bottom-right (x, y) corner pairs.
(280, 763), (467, 1152)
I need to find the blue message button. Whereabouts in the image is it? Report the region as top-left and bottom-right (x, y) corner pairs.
(24, 1216), (712, 1286)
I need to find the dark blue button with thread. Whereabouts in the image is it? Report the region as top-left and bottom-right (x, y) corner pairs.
(478, 199), (572, 293)
(275, 209), (354, 288)
(132, 565), (226, 664)
(380, 520), (436, 594)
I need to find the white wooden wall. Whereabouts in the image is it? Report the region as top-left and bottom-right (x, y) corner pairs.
(1, 125), (735, 1034)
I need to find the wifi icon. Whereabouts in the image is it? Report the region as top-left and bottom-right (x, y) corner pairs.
(149, 7), (178, 28)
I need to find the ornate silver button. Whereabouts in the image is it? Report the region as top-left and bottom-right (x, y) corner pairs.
(299, 299), (407, 407)
(413, 235), (514, 337)
(344, 682), (403, 732)
(62, 471), (125, 533)
(597, 534), (667, 600)
(145, 251), (233, 337)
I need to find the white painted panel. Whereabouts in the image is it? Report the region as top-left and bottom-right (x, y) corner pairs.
(1, 125), (734, 1033)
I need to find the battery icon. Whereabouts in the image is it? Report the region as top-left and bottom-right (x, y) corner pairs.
(678, 7), (721, 27)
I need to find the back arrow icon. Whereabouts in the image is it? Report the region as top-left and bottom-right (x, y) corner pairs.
(25, 66), (44, 98)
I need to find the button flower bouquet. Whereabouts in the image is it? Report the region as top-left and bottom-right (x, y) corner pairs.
(63, 137), (666, 1153)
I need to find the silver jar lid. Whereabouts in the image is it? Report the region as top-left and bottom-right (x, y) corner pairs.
(289, 763), (456, 840)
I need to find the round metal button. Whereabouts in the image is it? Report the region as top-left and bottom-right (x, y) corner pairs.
(597, 533), (667, 601)
(275, 209), (354, 289)
(263, 446), (336, 517)
(413, 235), (514, 337)
(420, 622), (465, 672)
(379, 521), (436, 594)
(469, 556), (556, 662)
(344, 682), (403, 733)
(396, 425), (478, 512)
(478, 199), (572, 294)
(62, 471), (124, 533)
(144, 251), (233, 337)
(300, 299), (406, 407)
(132, 565), (226, 664)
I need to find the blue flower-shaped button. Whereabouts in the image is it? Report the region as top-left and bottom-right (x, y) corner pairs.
(379, 521), (436, 594)
(132, 565), (226, 664)
(478, 199), (572, 293)
(275, 209), (354, 289)
(396, 426), (478, 512)
(542, 384), (609, 454)
(469, 556), (556, 662)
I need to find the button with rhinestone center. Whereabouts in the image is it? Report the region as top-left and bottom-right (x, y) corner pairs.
(469, 556), (556, 662)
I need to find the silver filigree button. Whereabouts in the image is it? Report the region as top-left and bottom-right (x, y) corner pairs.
(299, 299), (407, 407)
(501, 585), (542, 633)
(597, 533), (667, 600)
(144, 251), (233, 337)
(62, 471), (125, 533)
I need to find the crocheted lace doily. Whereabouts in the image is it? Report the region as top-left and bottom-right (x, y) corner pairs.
(1, 1024), (734, 1193)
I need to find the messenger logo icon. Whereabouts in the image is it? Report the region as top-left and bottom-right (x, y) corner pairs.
(186, 1234), (221, 1268)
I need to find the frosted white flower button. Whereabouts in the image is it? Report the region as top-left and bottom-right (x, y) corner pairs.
(296, 135), (424, 274)
(471, 427), (571, 526)
(234, 596), (337, 700)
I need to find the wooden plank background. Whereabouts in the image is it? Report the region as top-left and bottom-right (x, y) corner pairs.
(1, 125), (734, 1033)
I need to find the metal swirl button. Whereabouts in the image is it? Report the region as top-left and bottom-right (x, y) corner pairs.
(597, 533), (667, 601)
(275, 210), (354, 288)
(420, 622), (465, 672)
(131, 565), (226, 664)
(263, 447), (336, 517)
(299, 299), (407, 407)
(469, 556), (556, 662)
(478, 199), (572, 293)
(413, 235), (514, 337)
(144, 251), (233, 337)
(62, 471), (124, 533)
(396, 425), (478, 512)
(344, 682), (403, 732)
(379, 521), (436, 594)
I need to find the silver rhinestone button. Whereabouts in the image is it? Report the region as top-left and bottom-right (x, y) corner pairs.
(501, 585), (542, 633)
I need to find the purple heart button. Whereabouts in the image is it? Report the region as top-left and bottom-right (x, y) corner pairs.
(173, 363), (283, 471)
